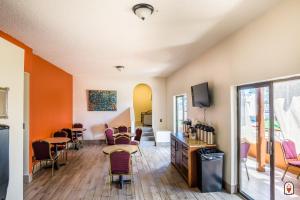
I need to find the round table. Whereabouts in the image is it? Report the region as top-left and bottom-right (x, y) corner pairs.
(43, 137), (70, 169)
(71, 128), (87, 132)
(102, 144), (138, 154)
(43, 137), (70, 144)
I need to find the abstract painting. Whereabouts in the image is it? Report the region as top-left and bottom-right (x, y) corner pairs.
(87, 90), (117, 111)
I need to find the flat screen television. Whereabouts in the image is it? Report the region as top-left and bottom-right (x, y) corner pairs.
(191, 82), (211, 107)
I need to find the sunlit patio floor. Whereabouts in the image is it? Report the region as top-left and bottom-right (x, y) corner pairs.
(241, 158), (300, 199)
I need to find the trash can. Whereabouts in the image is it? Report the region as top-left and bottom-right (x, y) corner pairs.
(197, 148), (224, 192)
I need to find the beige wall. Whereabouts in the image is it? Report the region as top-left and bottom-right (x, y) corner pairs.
(0, 37), (24, 200)
(166, 0), (300, 188)
(73, 76), (166, 140)
(133, 84), (152, 125)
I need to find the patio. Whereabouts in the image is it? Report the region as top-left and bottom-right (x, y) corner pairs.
(241, 158), (300, 200)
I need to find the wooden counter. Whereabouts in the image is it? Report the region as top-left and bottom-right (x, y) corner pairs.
(170, 132), (216, 187)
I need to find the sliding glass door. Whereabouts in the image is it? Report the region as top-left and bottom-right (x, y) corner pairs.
(238, 78), (300, 200)
(238, 83), (274, 200)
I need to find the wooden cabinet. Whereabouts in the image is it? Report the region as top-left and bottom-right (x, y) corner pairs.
(171, 137), (176, 165)
(170, 133), (216, 187)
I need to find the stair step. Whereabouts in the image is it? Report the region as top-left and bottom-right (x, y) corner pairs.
(141, 136), (155, 141)
(143, 132), (154, 136)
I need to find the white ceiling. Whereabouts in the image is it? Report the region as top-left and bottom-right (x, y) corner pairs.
(0, 0), (281, 77)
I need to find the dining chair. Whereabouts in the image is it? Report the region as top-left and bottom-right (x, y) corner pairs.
(118, 126), (128, 133)
(105, 128), (115, 145)
(115, 135), (130, 144)
(240, 142), (250, 180)
(62, 128), (78, 150)
(108, 150), (133, 192)
(281, 139), (300, 180)
(130, 128), (142, 156)
(32, 140), (59, 176)
(72, 123), (84, 142)
(52, 130), (68, 160)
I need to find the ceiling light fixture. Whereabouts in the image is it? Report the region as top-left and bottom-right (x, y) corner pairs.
(115, 66), (125, 71)
(132, 3), (154, 21)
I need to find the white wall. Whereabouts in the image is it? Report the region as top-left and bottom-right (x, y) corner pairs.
(0, 38), (24, 200)
(166, 0), (300, 190)
(73, 76), (166, 140)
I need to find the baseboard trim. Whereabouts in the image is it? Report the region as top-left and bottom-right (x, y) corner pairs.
(224, 181), (237, 194)
(24, 173), (32, 184)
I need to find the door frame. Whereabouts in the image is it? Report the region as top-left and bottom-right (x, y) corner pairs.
(23, 72), (31, 183)
(175, 95), (186, 133)
(237, 76), (300, 200)
(237, 81), (275, 200)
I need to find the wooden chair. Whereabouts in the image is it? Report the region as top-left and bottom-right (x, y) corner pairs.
(114, 135), (130, 144)
(32, 140), (59, 176)
(281, 140), (300, 180)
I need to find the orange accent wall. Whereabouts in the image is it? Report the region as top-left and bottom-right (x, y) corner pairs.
(0, 30), (73, 172)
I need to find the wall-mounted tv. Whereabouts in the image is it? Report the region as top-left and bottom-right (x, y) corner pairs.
(191, 82), (211, 108)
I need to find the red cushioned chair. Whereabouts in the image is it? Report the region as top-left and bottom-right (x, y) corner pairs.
(240, 142), (250, 180)
(51, 130), (68, 160)
(109, 150), (133, 190)
(105, 128), (115, 145)
(281, 139), (300, 180)
(118, 126), (128, 133)
(32, 140), (59, 176)
(130, 128), (142, 156)
(114, 135), (130, 144)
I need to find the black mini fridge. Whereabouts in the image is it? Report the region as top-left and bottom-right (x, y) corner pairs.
(0, 125), (9, 200)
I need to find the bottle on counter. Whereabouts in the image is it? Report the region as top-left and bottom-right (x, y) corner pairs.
(190, 127), (197, 140)
(200, 124), (204, 141)
(195, 124), (201, 140)
(203, 126), (208, 143)
(206, 127), (213, 144)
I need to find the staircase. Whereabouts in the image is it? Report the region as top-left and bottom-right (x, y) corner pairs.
(140, 126), (155, 141)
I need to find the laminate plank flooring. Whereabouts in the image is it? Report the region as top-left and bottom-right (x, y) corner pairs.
(24, 142), (242, 200)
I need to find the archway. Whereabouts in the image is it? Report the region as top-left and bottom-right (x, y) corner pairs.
(133, 83), (152, 128)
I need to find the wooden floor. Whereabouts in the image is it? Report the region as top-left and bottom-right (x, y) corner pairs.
(25, 142), (242, 200)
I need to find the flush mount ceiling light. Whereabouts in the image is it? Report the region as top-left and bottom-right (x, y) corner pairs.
(114, 66), (125, 71)
(132, 3), (154, 20)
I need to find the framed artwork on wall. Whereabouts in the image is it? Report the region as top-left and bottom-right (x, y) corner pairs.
(87, 90), (117, 111)
(0, 87), (9, 118)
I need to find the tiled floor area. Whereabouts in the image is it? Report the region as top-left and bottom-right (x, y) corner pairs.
(241, 158), (300, 200)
